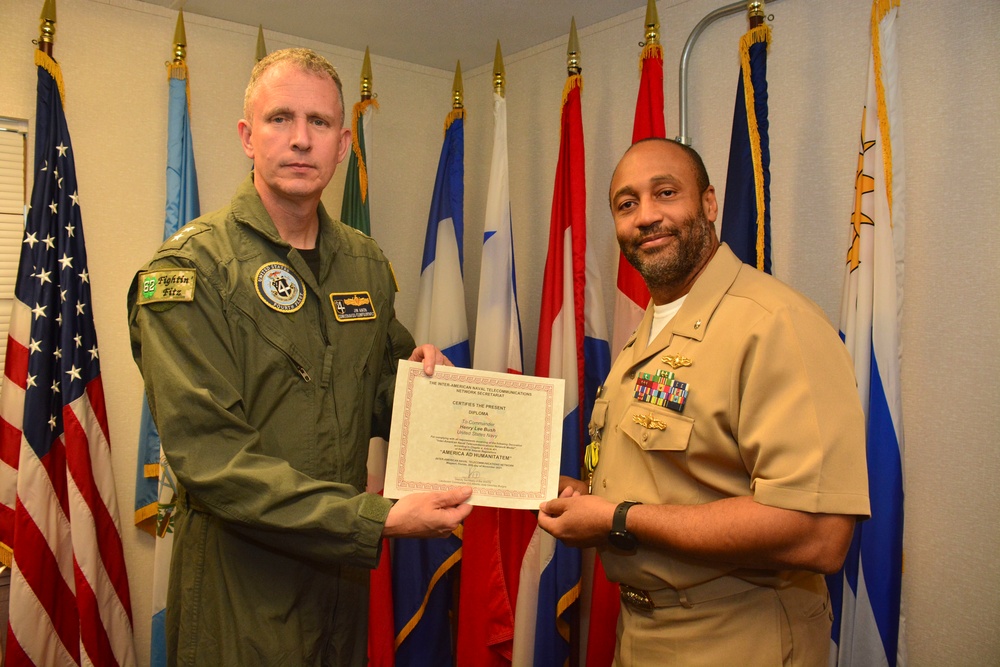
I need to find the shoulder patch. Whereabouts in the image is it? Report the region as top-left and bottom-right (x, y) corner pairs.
(138, 269), (197, 305)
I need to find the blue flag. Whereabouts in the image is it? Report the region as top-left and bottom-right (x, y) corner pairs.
(137, 56), (200, 667)
(721, 24), (771, 273)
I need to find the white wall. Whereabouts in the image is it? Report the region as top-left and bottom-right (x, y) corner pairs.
(1, 0), (997, 664)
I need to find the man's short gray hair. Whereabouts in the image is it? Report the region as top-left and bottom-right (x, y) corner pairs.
(243, 47), (345, 125)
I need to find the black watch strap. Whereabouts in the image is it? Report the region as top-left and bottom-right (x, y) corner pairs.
(609, 501), (641, 552)
(612, 500), (641, 534)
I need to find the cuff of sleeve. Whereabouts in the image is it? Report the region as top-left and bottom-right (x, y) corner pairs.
(753, 482), (872, 519)
(358, 492), (394, 546)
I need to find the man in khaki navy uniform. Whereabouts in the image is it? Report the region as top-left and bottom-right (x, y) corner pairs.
(538, 138), (870, 666)
(128, 48), (472, 666)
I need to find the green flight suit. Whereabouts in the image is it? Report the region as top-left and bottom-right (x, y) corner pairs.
(128, 175), (412, 666)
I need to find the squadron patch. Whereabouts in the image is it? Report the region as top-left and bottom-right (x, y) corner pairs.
(255, 262), (306, 313)
(330, 292), (377, 322)
(138, 269), (196, 305)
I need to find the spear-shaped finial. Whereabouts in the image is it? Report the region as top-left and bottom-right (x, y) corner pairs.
(493, 41), (505, 97)
(172, 10), (187, 65)
(643, 0), (661, 46)
(567, 17), (581, 75)
(452, 60), (464, 109)
(38, 0), (56, 56)
(360, 47), (373, 100)
(256, 25), (267, 61)
(748, 0), (765, 28)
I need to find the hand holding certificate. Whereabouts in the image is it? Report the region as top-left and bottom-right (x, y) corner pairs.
(385, 361), (564, 510)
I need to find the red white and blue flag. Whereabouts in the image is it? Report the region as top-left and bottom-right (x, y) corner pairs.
(829, 1), (906, 665)
(514, 71), (610, 667)
(0, 50), (136, 667)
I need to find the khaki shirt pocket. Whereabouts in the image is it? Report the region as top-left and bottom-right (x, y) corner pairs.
(620, 403), (694, 452)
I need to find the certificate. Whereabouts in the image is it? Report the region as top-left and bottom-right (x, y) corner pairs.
(384, 361), (564, 510)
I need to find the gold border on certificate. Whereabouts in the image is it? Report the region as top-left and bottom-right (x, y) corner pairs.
(384, 361), (565, 510)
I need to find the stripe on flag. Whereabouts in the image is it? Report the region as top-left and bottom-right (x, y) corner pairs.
(828, 2), (906, 666)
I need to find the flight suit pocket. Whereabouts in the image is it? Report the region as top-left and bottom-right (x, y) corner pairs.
(620, 403), (694, 452)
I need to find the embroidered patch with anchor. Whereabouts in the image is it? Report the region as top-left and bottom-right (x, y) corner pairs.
(255, 262), (306, 313)
(330, 292), (377, 321)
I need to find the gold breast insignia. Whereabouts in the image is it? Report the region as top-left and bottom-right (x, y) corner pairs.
(632, 413), (667, 431)
(661, 353), (692, 370)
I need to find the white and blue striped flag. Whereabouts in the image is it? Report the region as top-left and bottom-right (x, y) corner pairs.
(829, 1), (906, 665)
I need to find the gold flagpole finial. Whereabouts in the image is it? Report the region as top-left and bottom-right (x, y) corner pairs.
(172, 10), (187, 65)
(644, 0), (661, 46)
(360, 47), (373, 100)
(493, 40), (505, 97)
(452, 60), (464, 109)
(567, 17), (581, 75)
(38, 0), (56, 55)
(256, 25), (267, 62)
(748, 0), (765, 27)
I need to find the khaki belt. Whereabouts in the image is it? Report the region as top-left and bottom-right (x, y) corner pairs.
(620, 576), (760, 611)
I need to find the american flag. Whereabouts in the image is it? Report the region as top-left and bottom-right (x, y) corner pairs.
(0, 51), (135, 666)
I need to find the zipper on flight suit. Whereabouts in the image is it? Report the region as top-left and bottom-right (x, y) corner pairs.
(232, 303), (313, 383)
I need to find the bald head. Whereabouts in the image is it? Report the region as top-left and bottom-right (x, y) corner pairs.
(609, 138), (710, 208)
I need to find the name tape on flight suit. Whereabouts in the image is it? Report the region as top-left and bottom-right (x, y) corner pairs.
(329, 292), (377, 322)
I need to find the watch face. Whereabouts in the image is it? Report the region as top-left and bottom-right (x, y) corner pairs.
(609, 530), (637, 552)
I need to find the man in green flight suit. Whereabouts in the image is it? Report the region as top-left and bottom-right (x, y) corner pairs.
(128, 48), (472, 666)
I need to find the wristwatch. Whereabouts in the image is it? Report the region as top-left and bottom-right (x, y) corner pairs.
(608, 501), (641, 552)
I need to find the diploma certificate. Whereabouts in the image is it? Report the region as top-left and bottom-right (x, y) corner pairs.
(384, 361), (565, 510)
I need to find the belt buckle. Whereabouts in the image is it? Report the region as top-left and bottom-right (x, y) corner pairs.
(620, 584), (655, 611)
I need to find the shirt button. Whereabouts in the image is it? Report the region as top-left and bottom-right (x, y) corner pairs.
(641, 432), (648, 442)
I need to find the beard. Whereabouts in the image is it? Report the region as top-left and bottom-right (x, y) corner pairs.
(620, 208), (714, 291)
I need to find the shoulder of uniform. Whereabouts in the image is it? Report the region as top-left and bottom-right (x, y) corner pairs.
(155, 221), (213, 254)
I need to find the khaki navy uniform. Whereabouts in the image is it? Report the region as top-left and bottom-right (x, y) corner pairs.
(128, 175), (412, 666)
(590, 244), (870, 666)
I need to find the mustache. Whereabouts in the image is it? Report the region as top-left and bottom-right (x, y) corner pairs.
(635, 223), (677, 242)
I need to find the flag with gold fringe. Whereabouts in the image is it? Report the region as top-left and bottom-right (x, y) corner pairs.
(720, 22), (772, 272)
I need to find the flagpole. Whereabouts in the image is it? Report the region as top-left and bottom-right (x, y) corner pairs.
(37, 0), (55, 57)
(677, 0), (785, 146)
(256, 24), (267, 61)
